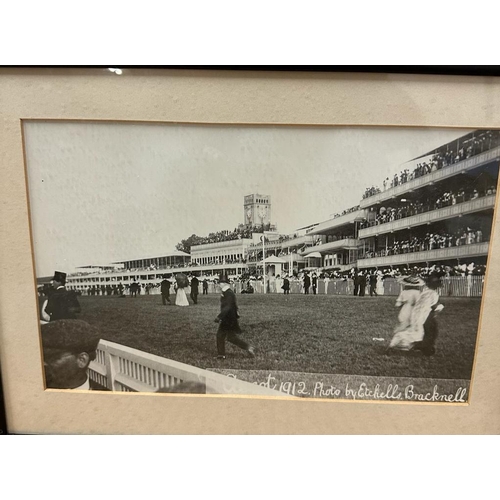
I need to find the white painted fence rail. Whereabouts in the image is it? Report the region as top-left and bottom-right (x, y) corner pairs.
(89, 340), (289, 397)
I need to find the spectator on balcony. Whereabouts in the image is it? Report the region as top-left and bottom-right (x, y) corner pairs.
(41, 319), (101, 390)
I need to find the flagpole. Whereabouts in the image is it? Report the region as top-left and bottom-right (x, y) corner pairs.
(262, 234), (266, 294)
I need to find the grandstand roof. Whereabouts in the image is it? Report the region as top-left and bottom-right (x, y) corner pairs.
(295, 223), (319, 231)
(409, 129), (478, 162)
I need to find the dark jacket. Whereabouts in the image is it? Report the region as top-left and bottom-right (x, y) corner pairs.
(45, 286), (81, 321)
(282, 278), (290, 290)
(160, 279), (171, 293)
(190, 277), (199, 292)
(217, 288), (241, 332)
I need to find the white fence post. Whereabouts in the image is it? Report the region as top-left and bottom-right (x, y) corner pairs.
(104, 350), (119, 391)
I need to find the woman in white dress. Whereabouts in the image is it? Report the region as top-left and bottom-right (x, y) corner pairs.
(323, 275), (330, 295)
(275, 275), (283, 294)
(388, 276), (424, 350)
(175, 273), (190, 307)
(375, 271), (384, 296)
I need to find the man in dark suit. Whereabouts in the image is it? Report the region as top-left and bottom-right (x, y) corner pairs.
(202, 279), (209, 295)
(359, 272), (367, 297)
(190, 273), (200, 304)
(45, 271), (81, 321)
(214, 274), (255, 360)
(303, 272), (311, 294)
(160, 275), (172, 305)
(353, 271), (360, 296)
(282, 276), (290, 294)
(312, 273), (318, 295)
(369, 273), (378, 296)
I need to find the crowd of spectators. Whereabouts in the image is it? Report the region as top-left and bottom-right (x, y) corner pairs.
(361, 226), (485, 259)
(360, 184), (497, 228)
(362, 130), (500, 200)
(331, 205), (361, 218)
(194, 223), (273, 246)
(362, 186), (381, 199)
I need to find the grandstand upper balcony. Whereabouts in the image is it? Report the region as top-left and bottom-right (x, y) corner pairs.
(359, 145), (500, 209)
(359, 194), (496, 238)
(191, 238), (253, 252)
(357, 241), (489, 269)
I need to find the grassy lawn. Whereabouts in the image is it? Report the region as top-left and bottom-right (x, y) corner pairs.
(77, 293), (481, 381)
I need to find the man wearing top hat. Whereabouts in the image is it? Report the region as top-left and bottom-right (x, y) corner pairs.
(45, 271), (81, 321)
(214, 274), (255, 359)
(190, 273), (200, 304)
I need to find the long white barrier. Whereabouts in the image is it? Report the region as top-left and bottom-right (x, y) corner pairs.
(233, 276), (485, 297)
(88, 340), (289, 397)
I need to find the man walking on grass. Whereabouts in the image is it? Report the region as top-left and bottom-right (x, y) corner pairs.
(160, 275), (172, 305)
(190, 273), (200, 304)
(214, 274), (255, 360)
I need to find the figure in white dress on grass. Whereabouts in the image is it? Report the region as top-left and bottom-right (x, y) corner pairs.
(388, 276), (424, 350)
(388, 275), (444, 354)
(375, 271), (384, 296)
(174, 273), (190, 307)
(323, 275), (330, 295)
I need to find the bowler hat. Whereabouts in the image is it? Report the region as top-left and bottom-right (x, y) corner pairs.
(52, 271), (67, 284)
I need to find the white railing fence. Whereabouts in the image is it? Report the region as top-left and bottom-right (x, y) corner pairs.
(233, 276), (485, 297)
(88, 340), (288, 396)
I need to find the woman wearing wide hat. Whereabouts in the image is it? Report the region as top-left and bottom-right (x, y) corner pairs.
(388, 275), (424, 351)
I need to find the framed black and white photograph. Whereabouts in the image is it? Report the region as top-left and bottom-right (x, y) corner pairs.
(23, 120), (499, 404)
(2, 67), (500, 434)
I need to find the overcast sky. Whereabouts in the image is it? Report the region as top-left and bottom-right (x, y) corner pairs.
(24, 121), (471, 276)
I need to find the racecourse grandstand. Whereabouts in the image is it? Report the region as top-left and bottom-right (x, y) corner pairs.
(64, 130), (499, 296)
